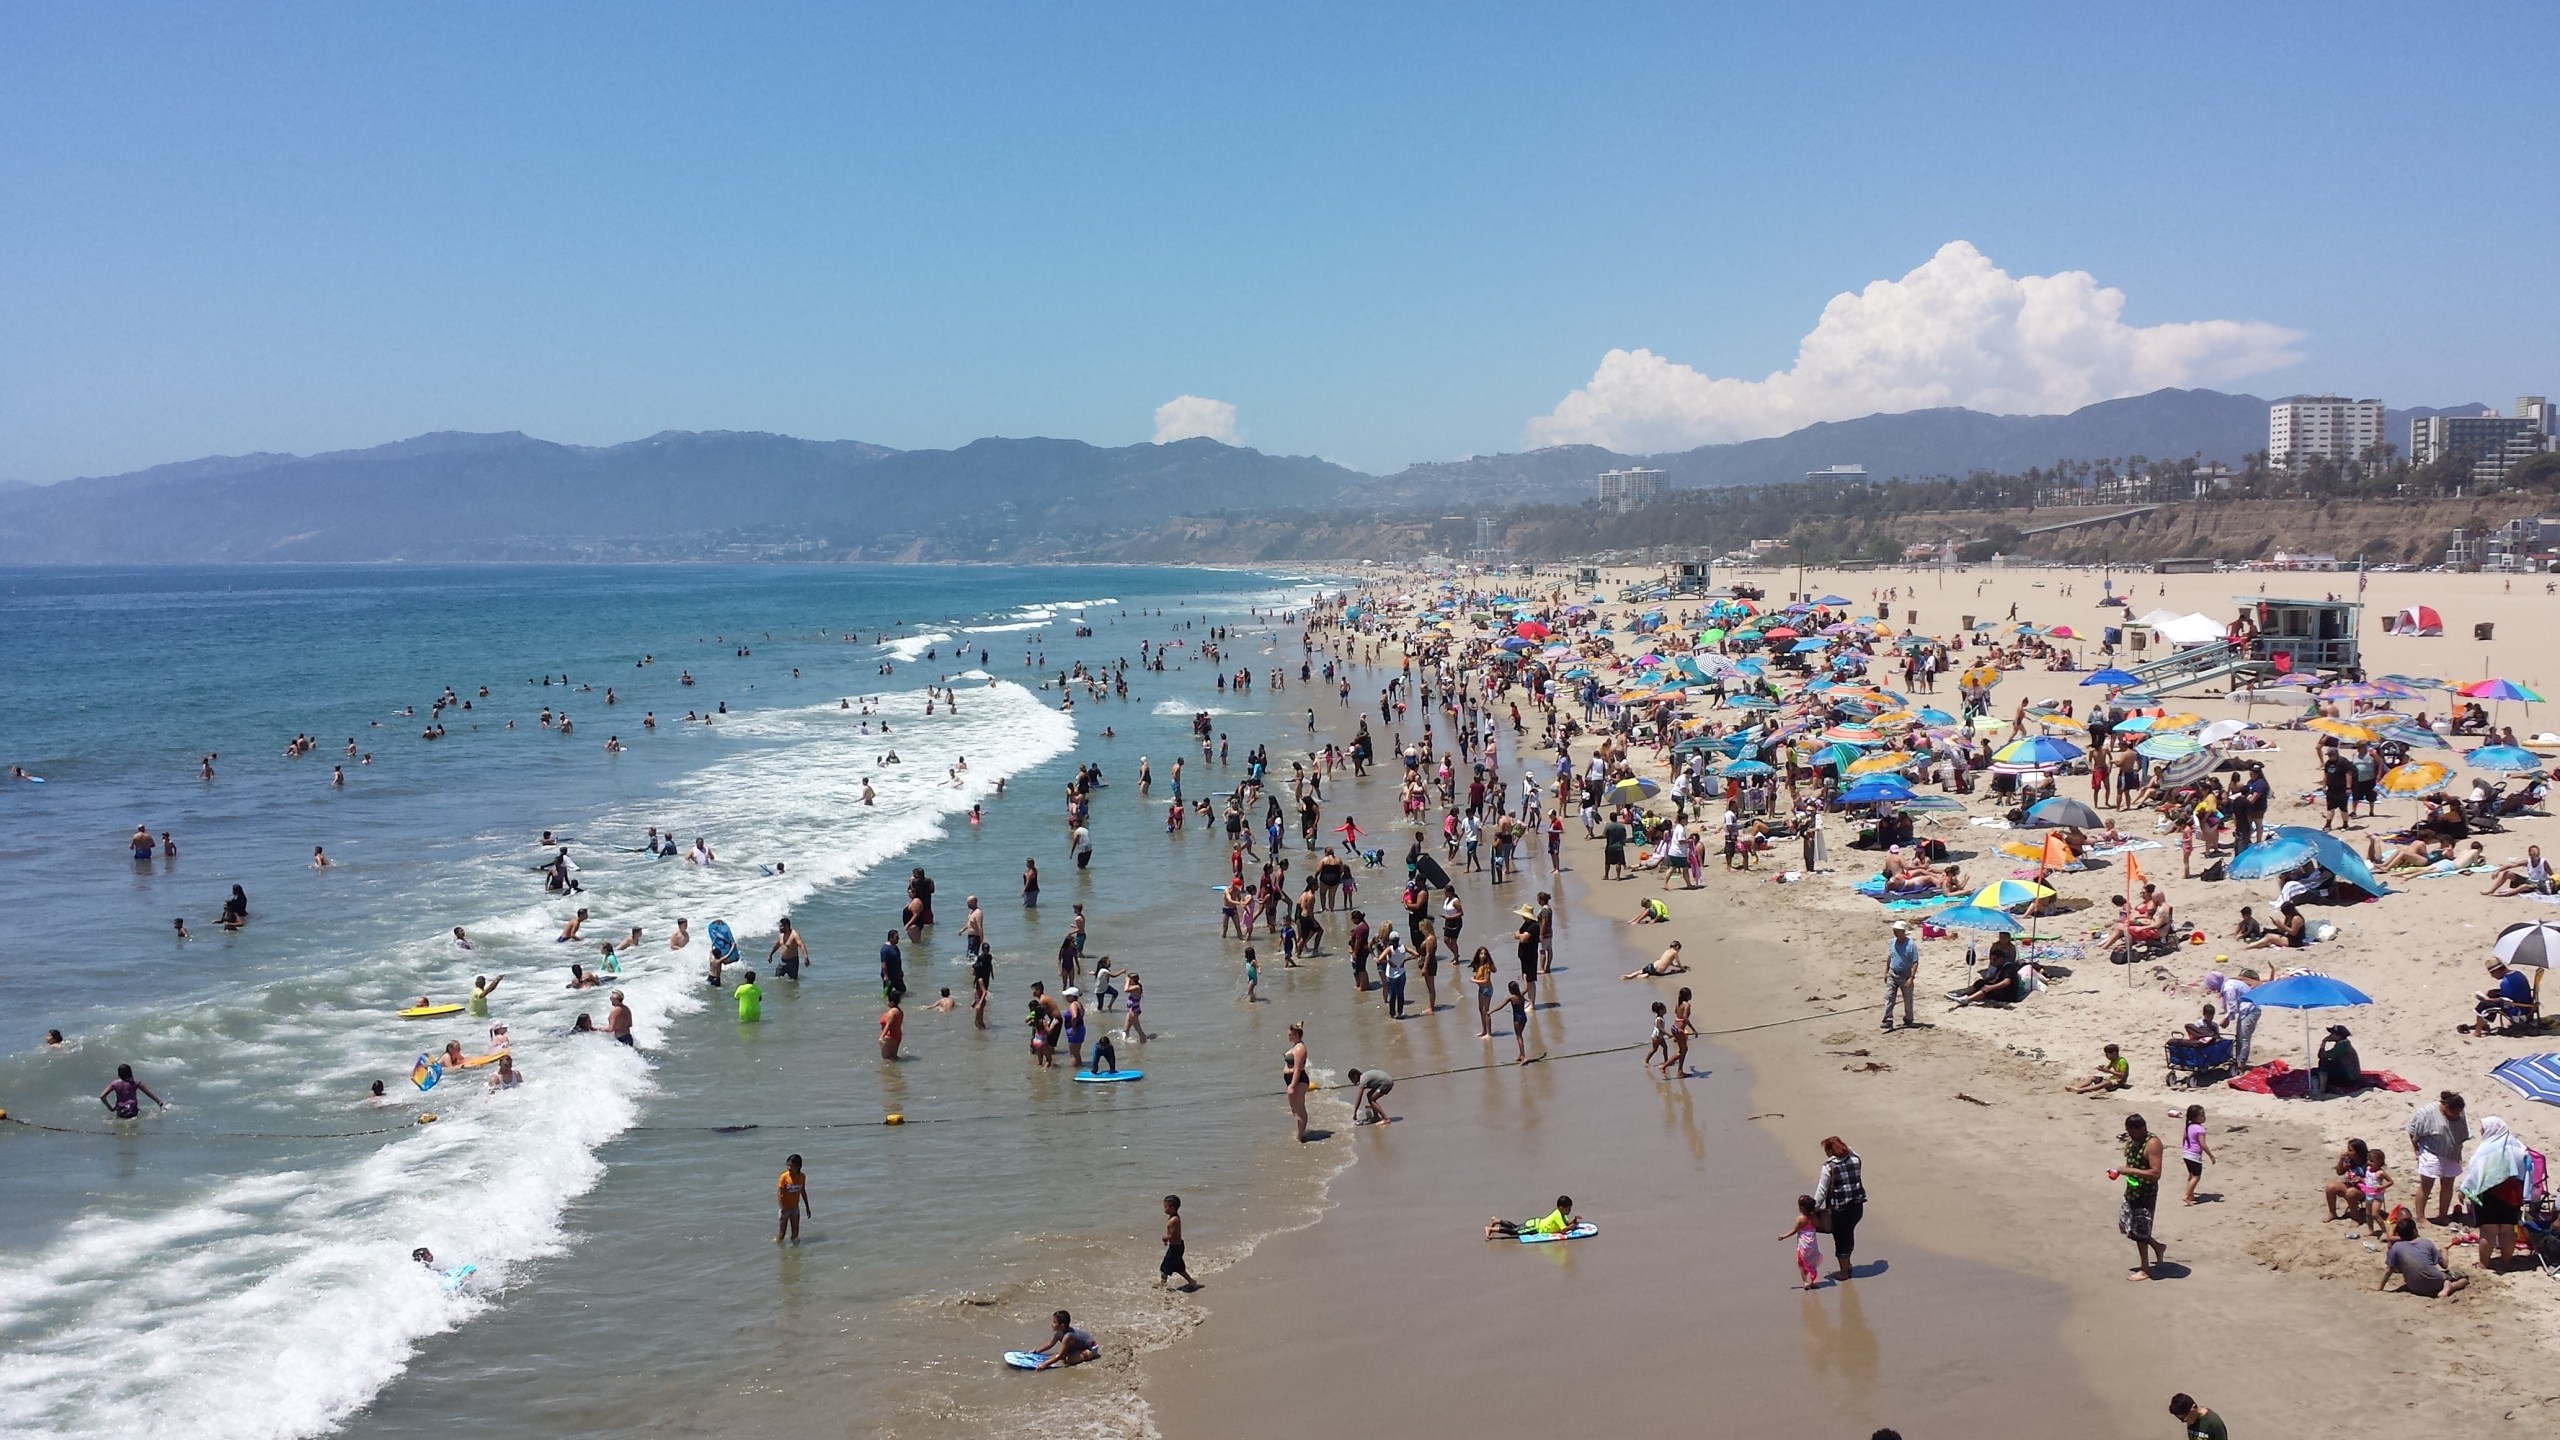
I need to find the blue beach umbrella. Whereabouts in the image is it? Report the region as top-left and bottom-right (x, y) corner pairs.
(1927, 904), (2025, 934)
(2489, 1054), (2560, 1109)
(1791, 638), (1831, 653)
(1716, 758), (1775, 778)
(2136, 735), (2202, 761)
(2225, 825), (2384, 896)
(1913, 707), (1958, 727)
(1837, 777), (1917, 806)
(2383, 723), (2451, 750)
(1817, 595), (1852, 606)
(1992, 735), (2084, 768)
(2082, 668), (2142, 687)
(2468, 746), (2547, 775)
(2244, 973), (2376, 1061)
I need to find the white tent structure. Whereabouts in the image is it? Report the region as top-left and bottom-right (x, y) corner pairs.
(2153, 612), (2228, 646)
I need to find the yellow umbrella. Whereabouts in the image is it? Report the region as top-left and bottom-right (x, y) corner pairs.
(2034, 712), (2088, 731)
(1997, 839), (2049, 863)
(1970, 879), (2056, 909)
(1847, 753), (1913, 776)
(2151, 713), (2205, 732)
(2306, 717), (2381, 743)
(1869, 709), (1916, 727)
(2379, 760), (2452, 795)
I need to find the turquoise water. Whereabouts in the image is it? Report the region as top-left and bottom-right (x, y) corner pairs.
(0, 564), (1339, 1439)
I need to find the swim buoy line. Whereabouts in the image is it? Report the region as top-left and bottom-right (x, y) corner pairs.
(0, 1002), (1882, 1140)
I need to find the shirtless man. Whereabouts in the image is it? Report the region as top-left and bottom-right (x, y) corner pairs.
(607, 990), (635, 1047)
(669, 917), (691, 950)
(768, 918), (808, 980)
(963, 896), (986, 956)
(558, 908), (588, 943)
(1622, 940), (1690, 980)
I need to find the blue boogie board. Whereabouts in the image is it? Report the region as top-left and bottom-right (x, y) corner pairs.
(1002, 1351), (1048, 1370)
(1517, 1222), (1598, 1245)
(1072, 1069), (1143, 1084)
(707, 920), (737, 964)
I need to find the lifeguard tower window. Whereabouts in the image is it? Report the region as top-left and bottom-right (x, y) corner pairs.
(2240, 597), (2360, 676)
(1671, 562), (1711, 595)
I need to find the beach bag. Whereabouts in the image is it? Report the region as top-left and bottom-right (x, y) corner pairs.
(2527, 1149), (2548, 1206)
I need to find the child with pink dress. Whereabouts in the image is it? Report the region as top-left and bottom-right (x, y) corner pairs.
(1784, 1194), (1823, 1289)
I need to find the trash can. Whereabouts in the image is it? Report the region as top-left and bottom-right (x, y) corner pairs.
(1961, 615), (1975, 631)
(2475, 622), (2495, 640)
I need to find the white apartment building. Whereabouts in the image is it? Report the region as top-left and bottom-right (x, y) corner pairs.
(2268, 396), (2386, 468)
(1595, 467), (1664, 513)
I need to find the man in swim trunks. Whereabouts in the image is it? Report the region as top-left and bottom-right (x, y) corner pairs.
(776, 1153), (810, 1244)
(768, 919), (806, 980)
(608, 990), (635, 1046)
(1485, 1195), (1579, 1239)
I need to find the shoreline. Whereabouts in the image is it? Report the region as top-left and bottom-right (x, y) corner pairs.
(1135, 564), (2559, 1438)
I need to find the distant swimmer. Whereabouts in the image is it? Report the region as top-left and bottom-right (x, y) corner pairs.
(468, 974), (504, 1016)
(735, 971), (763, 1023)
(220, 885), (249, 930)
(130, 825), (154, 861)
(607, 990), (634, 1047)
(453, 926), (473, 950)
(486, 1054), (523, 1090)
(332, 764), (346, 787)
(860, 779), (876, 806)
(566, 962), (603, 989)
(689, 837), (713, 866)
(172, 918), (191, 941)
(100, 1063), (165, 1119)
(558, 908), (588, 943)
(312, 845), (334, 869)
(768, 919), (807, 980)
(669, 917), (691, 950)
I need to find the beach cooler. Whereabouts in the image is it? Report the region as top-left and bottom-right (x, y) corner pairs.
(2164, 1036), (2234, 1088)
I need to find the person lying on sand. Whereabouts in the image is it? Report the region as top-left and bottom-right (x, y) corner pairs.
(2366, 833), (2451, 873)
(1486, 1195), (1581, 1240)
(1623, 941), (1688, 979)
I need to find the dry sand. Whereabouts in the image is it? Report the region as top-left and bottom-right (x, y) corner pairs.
(1136, 564), (2560, 1439)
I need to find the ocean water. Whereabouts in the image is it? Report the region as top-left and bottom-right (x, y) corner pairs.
(0, 564), (1340, 1439)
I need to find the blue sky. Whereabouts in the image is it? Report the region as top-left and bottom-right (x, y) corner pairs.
(4, 2), (2553, 481)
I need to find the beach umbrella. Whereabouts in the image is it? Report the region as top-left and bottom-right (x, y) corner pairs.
(1805, 741), (1861, 771)
(2492, 921), (2560, 971)
(2244, 973), (2376, 1062)
(1727, 694), (1779, 711)
(1970, 879), (2056, 910)
(1604, 777), (1661, 806)
(2083, 668), (2142, 687)
(1927, 904), (2025, 935)
(2046, 624), (2081, 640)
(1499, 636), (1534, 651)
(1837, 777), (1917, 806)
(1824, 724), (1885, 745)
(1900, 795), (1968, 813)
(2023, 796), (2105, 828)
(2153, 750), (2221, 788)
(1992, 735), (2083, 768)
(2384, 674), (2446, 691)
(2196, 719), (2253, 745)
(2378, 760), (2453, 795)
(2225, 825), (2384, 896)
(2306, 718), (2382, 743)
(2382, 722), (2449, 750)
(2460, 679), (2544, 703)
(2111, 714), (2159, 734)
(1817, 594), (1852, 606)
(2151, 713), (2205, 732)
(1913, 707), (1958, 727)
(1846, 753), (1914, 777)
(2489, 1055), (2560, 1109)
(1514, 620), (1549, 640)
(1698, 627), (1727, 643)
(1763, 626), (1801, 641)
(1715, 758), (1775, 778)
(2136, 734), (2202, 761)
(2322, 680), (2415, 702)
(2468, 745), (2547, 775)
(1791, 638), (1832, 654)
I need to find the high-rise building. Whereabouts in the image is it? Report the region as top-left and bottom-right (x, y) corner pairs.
(2268, 397), (2386, 468)
(2411, 397), (2552, 488)
(1595, 467), (1664, 513)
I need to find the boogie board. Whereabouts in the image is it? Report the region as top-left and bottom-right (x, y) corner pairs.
(707, 921), (738, 963)
(1516, 1222), (1598, 1245)
(1072, 1069), (1144, 1083)
(1411, 853), (1453, 891)
(457, 1051), (507, 1070)
(400, 1004), (464, 1019)
(440, 1263), (477, 1292)
(1002, 1351), (1048, 1370)
(411, 1055), (443, 1091)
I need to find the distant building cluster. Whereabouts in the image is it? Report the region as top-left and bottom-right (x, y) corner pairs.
(1594, 467), (1663, 513)
(2267, 393), (2553, 488)
(2268, 396), (2385, 469)
(2412, 397), (2552, 490)
(2446, 515), (2560, 571)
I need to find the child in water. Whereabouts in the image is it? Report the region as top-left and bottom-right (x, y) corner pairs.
(1785, 1194), (1823, 1289)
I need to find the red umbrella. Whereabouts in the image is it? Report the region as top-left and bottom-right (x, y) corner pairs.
(1763, 626), (1800, 641)
(1514, 620), (1549, 640)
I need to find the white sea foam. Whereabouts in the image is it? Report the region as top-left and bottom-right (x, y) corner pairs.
(880, 631), (954, 662)
(0, 682), (1075, 1440)
(1151, 699), (1237, 717)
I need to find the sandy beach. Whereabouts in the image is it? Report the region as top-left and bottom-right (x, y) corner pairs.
(1134, 563), (2560, 1438)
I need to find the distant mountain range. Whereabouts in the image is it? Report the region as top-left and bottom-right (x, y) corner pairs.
(0, 390), (2488, 563)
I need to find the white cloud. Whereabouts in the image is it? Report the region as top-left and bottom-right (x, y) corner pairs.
(1153, 395), (1239, 445)
(1525, 241), (2302, 453)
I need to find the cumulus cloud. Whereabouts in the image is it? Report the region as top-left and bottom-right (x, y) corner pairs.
(1525, 241), (2302, 453)
(1153, 395), (1239, 445)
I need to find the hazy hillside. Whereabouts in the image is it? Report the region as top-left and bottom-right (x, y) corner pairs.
(1, 389), (2494, 563)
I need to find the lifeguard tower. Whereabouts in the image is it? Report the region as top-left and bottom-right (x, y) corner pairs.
(2119, 596), (2362, 695)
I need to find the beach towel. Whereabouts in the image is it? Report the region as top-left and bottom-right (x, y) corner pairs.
(2225, 1059), (2418, 1099)
(2082, 840), (2164, 860)
(1968, 817), (2013, 829)
(2411, 863), (2494, 879)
